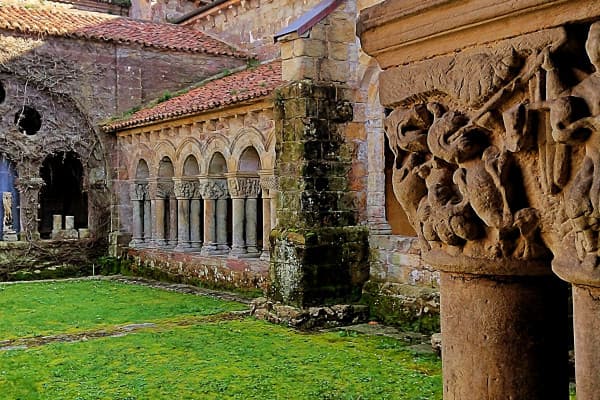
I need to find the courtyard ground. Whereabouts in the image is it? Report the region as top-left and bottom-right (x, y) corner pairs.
(0, 279), (442, 399)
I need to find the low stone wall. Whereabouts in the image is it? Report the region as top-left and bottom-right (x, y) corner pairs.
(0, 239), (106, 281)
(364, 234), (440, 333)
(128, 248), (269, 294)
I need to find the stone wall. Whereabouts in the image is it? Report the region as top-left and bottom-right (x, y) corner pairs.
(130, 0), (197, 22)
(181, 0), (322, 61)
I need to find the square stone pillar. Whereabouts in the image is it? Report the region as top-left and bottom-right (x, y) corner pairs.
(270, 81), (369, 307)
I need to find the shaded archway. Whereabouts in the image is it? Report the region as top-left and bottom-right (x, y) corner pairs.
(158, 156), (176, 246)
(202, 152), (230, 254)
(39, 152), (87, 238)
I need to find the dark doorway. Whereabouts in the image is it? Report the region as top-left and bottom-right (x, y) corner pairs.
(39, 152), (88, 238)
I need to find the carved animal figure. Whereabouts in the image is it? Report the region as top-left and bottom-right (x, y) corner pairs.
(416, 160), (481, 246)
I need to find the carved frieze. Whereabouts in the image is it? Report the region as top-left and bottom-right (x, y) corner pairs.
(228, 177), (261, 198)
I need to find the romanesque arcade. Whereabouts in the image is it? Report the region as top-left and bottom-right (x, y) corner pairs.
(125, 122), (276, 260)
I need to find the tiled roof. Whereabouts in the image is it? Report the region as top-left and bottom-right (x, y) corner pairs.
(104, 60), (283, 131)
(0, 3), (247, 57)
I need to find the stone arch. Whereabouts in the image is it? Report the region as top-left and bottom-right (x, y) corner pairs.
(229, 127), (269, 172)
(127, 144), (154, 181)
(208, 152), (228, 175)
(202, 135), (231, 174)
(238, 146), (262, 172)
(153, 140), (177, 174)
(158, 156), (175, 178)
(175, 137), (202, 176)
(135, 159), (150, 179)
(0, 74), (109, 239)
(182, 155), (200, 177)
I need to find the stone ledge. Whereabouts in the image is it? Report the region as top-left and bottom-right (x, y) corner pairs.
(358, 0), (600, 67)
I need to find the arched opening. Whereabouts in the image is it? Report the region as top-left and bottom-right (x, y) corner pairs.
(208, 152), (227, 175)
(183, 155), (200, 176)
(136, 159), (150, 179)
(39, 152), (87, 239)
(158, 156), (175, 245)
(384, 136), (416, 236)
(0, 155), (19, 239)
(239, 146), (261, 172)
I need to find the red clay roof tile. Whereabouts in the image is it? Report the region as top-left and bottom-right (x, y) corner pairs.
(0, 3), (247, 57)
(104, 60), (283, 131)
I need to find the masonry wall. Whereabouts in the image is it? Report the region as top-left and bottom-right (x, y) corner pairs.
(181, 0), (322, 61)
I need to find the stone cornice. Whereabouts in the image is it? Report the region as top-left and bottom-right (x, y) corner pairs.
(358, 0), (600, 68)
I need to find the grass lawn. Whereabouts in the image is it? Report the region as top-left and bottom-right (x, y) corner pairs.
(0, 280), (246, 339)
(0, 279), (442, 399)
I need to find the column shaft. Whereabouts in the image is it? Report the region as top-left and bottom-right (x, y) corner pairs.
(245, 197), (259, 255)
(190, 199), (201, 249)
(143, 200), (151, 243)
(176, 199), (190, 250)
(440, 272), (569, 400)
(572, 284), (600, 400)
(270, 196), (277, 231)
(230, 198), (246, 256)
(216, 198), (229, 252)
(168, 197), (177, 246)
(153, 199), (166, 246)
(201, 198), (216, 254)
(261, 196), (271, 259)
(130, 200), (142, 246)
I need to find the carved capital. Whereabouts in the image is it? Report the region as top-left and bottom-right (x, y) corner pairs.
(173, 180), (195, 200)
(260, 175), (278, 192)
(155, 180), (174, 199)
(130, 182), (149, 201)
(198, 179), (228, 200)
(227, 177), (261, 198)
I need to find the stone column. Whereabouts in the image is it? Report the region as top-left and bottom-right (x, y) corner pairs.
(227, 176), (248, 257)
(168, 196), (177, 247)
(259, 174), (277, 259)
(434, 256), (569, 400)
(245, 178), (261, 256)
(174, 180), (194, 251)
(216, 196), (229, 253)
(143, 199), (151, 243)
(150, 180), (168, 246)
(554, 258), (600, 399)
(129, 182), (146, 247)
(199, 178), (227, 255)
(189, 185), (202, 250)
(15, 177), (43, 241)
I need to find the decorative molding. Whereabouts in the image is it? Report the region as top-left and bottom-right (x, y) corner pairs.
(198, 178), (229, 200)
(227, 176), (261, 198)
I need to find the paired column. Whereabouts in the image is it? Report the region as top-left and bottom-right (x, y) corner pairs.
(199, 178), (228, 255)
(174, 179), (194, 251)
(128, 181), (148, 247)
(190, 185), (202, 250)
(227, 175), (261, 257)
(149, 179), (170, 247)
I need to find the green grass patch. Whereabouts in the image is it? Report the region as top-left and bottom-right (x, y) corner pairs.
(0, 319), (442, 399)
(0, 280), (246, 340)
